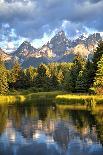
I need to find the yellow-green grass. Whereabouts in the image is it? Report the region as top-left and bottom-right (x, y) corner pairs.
(0, 91), (103, 107)
(0, 91), (64, 104)
(56, 94), (103, 105)
(0, 95), (26, 104)
(57, 105), (103, 111)
(57, 105), (87, 110)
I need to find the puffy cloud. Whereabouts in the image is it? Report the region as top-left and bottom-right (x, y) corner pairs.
(7, 42), (14, 49)
(0, 0), (103, 50)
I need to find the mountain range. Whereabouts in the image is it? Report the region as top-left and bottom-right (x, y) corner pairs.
(0, 31), (102, 68)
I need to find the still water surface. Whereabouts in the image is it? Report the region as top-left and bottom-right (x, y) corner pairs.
(0, 103), (103, 155)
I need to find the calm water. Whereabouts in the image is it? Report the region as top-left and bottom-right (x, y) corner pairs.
(0, 102), (103, 155)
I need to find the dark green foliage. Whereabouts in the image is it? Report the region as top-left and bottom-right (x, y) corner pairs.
(76, 60), (94, 92)
(49, 74), (59, 90)
(34, 64), (50, 89)
(14, 70), (29, 89)
(63, 71), (73, 91)
(25, 66), (37, 88)
(0, 57), (8, 95)
(9, 61), (21, 88)
(93, 41), (103, 69)
(93, 55), (103, 94)
(90, 41), (103, 86)
(65, 54), (86, 92)
(75, 71), (86, 92)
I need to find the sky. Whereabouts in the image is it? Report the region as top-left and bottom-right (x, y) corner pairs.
(0, 0), (103, 52)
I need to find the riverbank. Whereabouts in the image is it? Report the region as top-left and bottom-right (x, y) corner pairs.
(0, 91), (64, 104)
(56, 94), (103, 106)
(0, 91), (103, 107)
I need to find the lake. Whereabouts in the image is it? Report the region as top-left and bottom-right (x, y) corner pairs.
(0, 102), (103, 155)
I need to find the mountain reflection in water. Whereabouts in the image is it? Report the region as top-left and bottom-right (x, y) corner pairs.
(0, 104), (103, 155)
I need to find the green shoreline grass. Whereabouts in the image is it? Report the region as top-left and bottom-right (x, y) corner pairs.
(56, 94), (103, 105)
(0, 91), (103, 107)
(57, 104), (103, 111)
(0, 91), (64, 104)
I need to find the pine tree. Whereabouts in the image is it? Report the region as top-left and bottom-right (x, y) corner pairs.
(57, 70), (64, 88)
(76, 71), (85, 92)
(93, 55), (103, 94)
(76, 60), (94, 92)
(90, 41), (103, 86)
(26, 66), (37, 87)
(9, 61), (21, 89)
(93, 41), (103, 70)
(63, 71), (73, 91)
(34, 64), (50, 89)
(49, 74), (59, 90)
(0, 57), (8, 95)
(66, 54), (86, 92)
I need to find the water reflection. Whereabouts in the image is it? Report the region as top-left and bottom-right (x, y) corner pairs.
(0, 103), (103, 155)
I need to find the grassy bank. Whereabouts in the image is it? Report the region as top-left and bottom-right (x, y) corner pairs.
(0, 91), (64, 104)
(0, 91), (103, 107)
(56, 94), (103, 106)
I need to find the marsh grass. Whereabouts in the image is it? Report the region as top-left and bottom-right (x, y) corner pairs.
(0, 95), (26, 104)
(0, 91), (103, 108)
(55, 94), (103, 106)
(57, 104), (103, 111)
(0, 91), (64, 104)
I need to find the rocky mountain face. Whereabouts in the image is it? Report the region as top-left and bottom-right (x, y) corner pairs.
(47, 30), (72, 56)
(0, 48), (12, 61)
(0, 31), (102, 68)
(12, 41), (37, 62)
(71, 33), (102, 47)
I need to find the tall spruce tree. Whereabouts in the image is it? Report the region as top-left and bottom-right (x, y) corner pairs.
(93, 41), (103, 70)
(66, 54), (85, 92)
(26, 66), (37, 87)
(75, 71), (85, 92)
(49, 74), (59, 90)
(76, 60), (93, 92)
(63, 71), (73, 91)
(93, 55), (103, 94)
(90, 41), (103, 86)
(34, 64), (50, 89)
(9, 61), (21, 89)
(0, 56), (8, 95)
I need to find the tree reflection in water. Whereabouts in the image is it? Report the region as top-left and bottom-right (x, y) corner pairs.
(0, 103), (103, 155)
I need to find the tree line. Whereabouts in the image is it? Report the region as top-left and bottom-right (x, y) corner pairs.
(0, 41), (103, 95)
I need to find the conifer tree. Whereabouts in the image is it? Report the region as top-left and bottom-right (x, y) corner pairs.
(90, 41), (103, 86)
(66, 54), (85, 92)
(9, 61), (21, 88)
(76, 60), (93, 92)
(34, 64), (50, 89)
(93, 55), (103, 94)
(26, 66), (37, 87)
(93, 41), (103, 70)
(0, 56), (8, 94)
(49, 74), (59, 90)
(63, 71), (73, 91)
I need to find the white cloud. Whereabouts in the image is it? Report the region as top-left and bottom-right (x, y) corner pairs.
(31, 29), (58, 48)
(7, 42), (14, 49)
(0, 0), (103, 51)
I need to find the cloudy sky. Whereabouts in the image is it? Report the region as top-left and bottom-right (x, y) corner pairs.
(0, 0), (103, 52)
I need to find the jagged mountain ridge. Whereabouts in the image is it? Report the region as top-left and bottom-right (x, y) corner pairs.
(47, 30), (72, 56)
(12, 41), (37, 60)
(71, 33), (102, 48)
(0, 31), (102, 68)
(12, 31), (101, 60)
